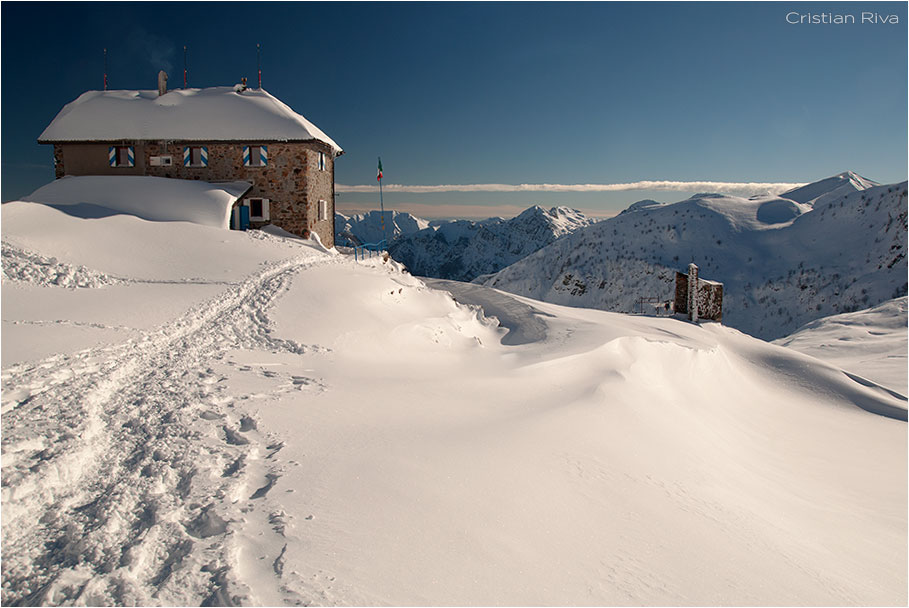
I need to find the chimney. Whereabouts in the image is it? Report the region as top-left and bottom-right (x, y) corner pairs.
(157, 70), (168, 96)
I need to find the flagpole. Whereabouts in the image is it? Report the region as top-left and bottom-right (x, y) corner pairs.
(378, 156), (386, 243)
(379, 179), (385, 240)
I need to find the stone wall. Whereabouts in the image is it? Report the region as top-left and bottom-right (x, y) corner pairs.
(51, 140), (336, 246)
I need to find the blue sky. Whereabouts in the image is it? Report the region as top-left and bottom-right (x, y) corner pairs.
(2, 2), (906, 217)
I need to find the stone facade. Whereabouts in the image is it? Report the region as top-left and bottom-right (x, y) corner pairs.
(674, 269), (724, 322)
(52, 140), (336, 246)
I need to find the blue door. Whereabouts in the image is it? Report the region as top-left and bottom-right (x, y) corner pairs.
(239, 205), (250, 231)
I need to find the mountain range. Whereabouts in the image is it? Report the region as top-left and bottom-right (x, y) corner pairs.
(338, 205), (596, 282)
(335, 209), (430, 246)
(479, 172), (907, 340)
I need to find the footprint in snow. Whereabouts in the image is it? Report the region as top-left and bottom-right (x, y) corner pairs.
(239, 415), (257, 432)
(184, 504), (229, 539)
(223, 426), (249, 446)
(250, 473), (280, 499)
(222, 455), (245, 478)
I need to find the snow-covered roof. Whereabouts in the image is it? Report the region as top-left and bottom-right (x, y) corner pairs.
(38, 86), (343, 155)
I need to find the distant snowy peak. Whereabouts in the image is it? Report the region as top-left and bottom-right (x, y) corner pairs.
(335, 210), (430, 245)
(617, 172), (877, 218)
(512, 205), (596, 237)
(387, 205), (595, 281)
(614, 172), (880, 232)
(620, 200), (667, 215)
(547, 205), (598, 234)
(780, 171), (877, 206)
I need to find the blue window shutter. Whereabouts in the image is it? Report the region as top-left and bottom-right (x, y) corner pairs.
(243, 146), (250, 167)
(260, 145), (268, 166)
(109, 147), (117, 167)
(127, 147), (135, 167)
(183, 147), (191, 166)
(201, 147), (208, 167)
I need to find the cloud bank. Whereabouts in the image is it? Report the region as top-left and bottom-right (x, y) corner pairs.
(336, 180), (805, 196)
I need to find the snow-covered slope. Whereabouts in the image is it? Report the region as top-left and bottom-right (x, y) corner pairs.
(2, 199), (905, 606)
(774, 297), (908, 395)
(781, 170), (879, 207)
(335, 209), (430, 245)
(389, 205), (595, 281)
(21, 175), (251, 229)
(482, 173), (907, 340)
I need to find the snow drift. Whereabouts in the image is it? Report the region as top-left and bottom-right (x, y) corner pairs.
(1, 196), (905, 606)
(775, 296), (908, 396)
(22, 175), (251, 229)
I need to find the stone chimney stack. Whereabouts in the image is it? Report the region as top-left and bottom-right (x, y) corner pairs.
(687, 263), (699, 323)
(157, 70), (168, 96)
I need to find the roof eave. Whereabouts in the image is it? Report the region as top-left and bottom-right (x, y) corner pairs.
(38, 136), (343, 154)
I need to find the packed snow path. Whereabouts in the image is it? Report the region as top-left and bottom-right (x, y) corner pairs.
(2, 251), (335, 606)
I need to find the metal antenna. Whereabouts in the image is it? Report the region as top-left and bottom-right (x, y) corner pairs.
(103, 48), (108, 90)
(183, 45), (187, 88)
(257, 43), (262, 89)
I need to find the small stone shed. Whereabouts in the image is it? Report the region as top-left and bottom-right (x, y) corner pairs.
(37, 80), (343, 246)
(674, 263), (724, 322)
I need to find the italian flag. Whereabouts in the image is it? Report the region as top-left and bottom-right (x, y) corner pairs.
(377, 157), (383, 182)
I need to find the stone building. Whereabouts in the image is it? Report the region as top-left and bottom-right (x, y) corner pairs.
(37, 78), (343, 246)
(674, 263), (724, 322)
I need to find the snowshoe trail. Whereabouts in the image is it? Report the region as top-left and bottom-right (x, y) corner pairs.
(2, 253), (335, 606)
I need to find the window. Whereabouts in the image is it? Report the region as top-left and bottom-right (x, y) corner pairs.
(108, 146), (135, 167)
(247, 198), (270, 221)
(318, 199), (328, 221)
(244, 145), (268, 167)
(318, 151), (326, 171)
(183, 146), (208, 167)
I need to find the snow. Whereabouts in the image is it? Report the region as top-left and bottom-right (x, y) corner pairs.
(482, 173), (907, 340)
(23, 175), (251, 229)
(774, 297), (908, 396)
(781, 170), (878, 206)
(422, 278), (549, 345)
(620, 198), (666, 214)
(335, 209), (430, 245)
(1, 201), (301, 282)
(389, 205), (596, 281)
(1, 197), (906, 605)
(38, 87), (343, 155)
